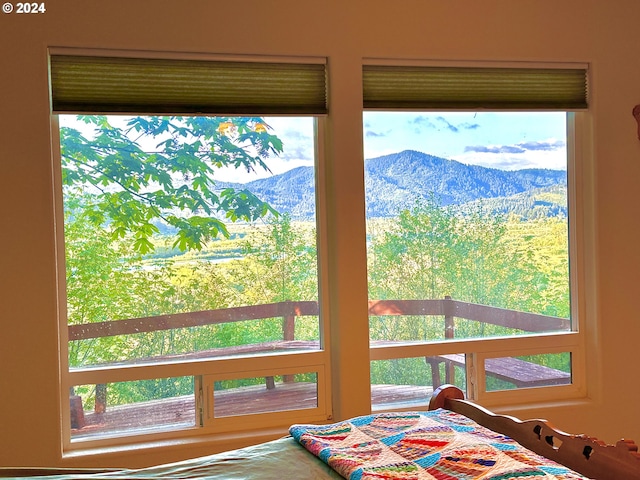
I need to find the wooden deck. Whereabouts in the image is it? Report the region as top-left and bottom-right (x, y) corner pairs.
(68, 299), (571, 441)
(71, 382), (433, 440)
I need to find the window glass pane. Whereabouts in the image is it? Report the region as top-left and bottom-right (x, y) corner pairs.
(484, 353), (572, 391)
(364, 112), (570, 344)
(70, 377), (195, 440)
(60, 115), (320, 369)
(371, 357), (465, 410)
(213, 373), (318, 417)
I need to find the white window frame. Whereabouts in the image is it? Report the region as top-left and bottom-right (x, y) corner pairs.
(50, 49), (332, 451)
(50, 52), (596, 453)
(366, 108), (592, 410)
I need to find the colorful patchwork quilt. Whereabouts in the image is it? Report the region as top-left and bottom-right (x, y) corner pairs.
(290, 409), (589, 480)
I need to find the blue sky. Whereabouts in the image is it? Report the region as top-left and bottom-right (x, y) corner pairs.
(60, 112), (568, 183)
(363, 112), (567, 171)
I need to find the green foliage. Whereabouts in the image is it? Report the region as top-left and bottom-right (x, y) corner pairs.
(227, 214), (319, 341)
(238, 214), (318, 303)
(368, 197), (569, 321)
(65, 197), (217, 367)
(66, 209), (320, 406)
(60, 115), (282, 253)
(67, 191), (570, 405)
(371, 358), (432, 387)
(63, 118), (570, 409)
(366, 197), (570, 388)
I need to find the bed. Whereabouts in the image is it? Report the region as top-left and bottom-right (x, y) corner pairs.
(2, 385), (639, 479)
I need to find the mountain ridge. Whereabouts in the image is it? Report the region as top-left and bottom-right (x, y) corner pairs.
(216, 149), (567, 219)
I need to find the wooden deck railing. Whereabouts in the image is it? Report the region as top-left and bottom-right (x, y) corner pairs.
(68, 300), (320, 342)
(69, 297), (569, 344)
(68, 297), (571, 426)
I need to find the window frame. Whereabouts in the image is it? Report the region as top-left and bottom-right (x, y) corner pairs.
(363, 87), (590, 409)
(50, 49), (332, 450)
(50, 52), (595, 453)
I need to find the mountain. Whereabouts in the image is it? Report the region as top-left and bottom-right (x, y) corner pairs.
(363, 150), (566, 217)
(234, 165), (317, 219)
(216, 150), (567, 219)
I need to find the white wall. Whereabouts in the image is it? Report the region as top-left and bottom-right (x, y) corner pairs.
(1, 0), (639, 469)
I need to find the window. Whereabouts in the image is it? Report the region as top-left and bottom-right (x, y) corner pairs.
(362, 63), (588, 408)
(52, 52), (590, 449)
(51, 52), (329, 446)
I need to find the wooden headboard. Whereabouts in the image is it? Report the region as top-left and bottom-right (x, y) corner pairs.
(428, 385), (640, 480)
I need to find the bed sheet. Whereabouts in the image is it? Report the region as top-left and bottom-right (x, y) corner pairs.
(0, 436), (343, 479)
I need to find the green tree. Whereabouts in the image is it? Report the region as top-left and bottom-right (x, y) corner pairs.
(65, 194), (197, 367)
(367, 199), (570, 388)
(501, 216), (570, 317)
(225, 214), (319, 342)
(60, 115), (282, 253)
(62, 114), (286, 374)
(367, 198), (564, 343)
(239, 214), (318, 304)
(61, 116), (324, 407)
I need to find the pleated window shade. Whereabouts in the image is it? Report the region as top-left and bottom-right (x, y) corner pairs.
(363, 65), (588, 110)
(50, 55), (328, 115)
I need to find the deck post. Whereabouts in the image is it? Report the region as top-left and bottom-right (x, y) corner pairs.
(282, 310), (296, 383)
(69, 390), (85, 429)
(95, 383), (107, 413)
(444, 296), (455, 384)
(283, 314), (295, 341)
